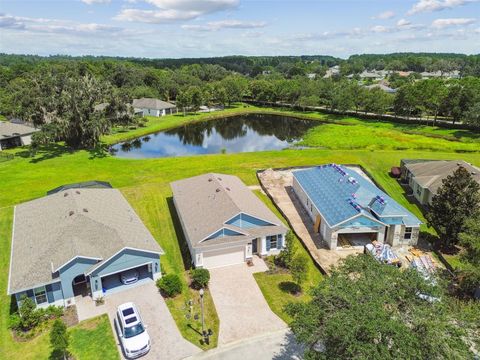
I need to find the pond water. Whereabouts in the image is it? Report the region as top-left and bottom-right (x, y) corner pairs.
(110, 113), (319, 158)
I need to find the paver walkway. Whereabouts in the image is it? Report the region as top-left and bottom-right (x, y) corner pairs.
(258, 168), (362, 273)
(208, 257), (287, 345)
(76, 282), (201, 360)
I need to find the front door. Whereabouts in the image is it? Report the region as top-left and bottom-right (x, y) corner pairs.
(252, 238), (258, 254)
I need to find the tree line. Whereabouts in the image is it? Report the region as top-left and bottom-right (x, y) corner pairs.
(1, 55), (480, 149)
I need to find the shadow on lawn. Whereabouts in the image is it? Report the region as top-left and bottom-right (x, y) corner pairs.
(166, 197), (193, 271)
(279, 281), (301, 295)
(16, 143), (75, 163)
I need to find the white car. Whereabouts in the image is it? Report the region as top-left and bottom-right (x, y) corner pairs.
(115, 302), (150, 358)
(120, 269), (139, 285)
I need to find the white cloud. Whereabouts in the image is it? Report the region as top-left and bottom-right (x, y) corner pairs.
(81, 0), (111, 4)
(182, 19), (266, 31)
(370, 25), (390, 33)
(397, 18), (411, 27)
(372, 10), (395, 20)
(116, 0), (239, 23)
(0, 13), (123, 35)
(407, 0), (476, 15)
(431, 17), (476, 28)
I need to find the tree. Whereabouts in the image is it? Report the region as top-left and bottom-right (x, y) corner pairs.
(50, 319), (69, 360)
(15, 66), (136, 149)
(458, 213), (480, 296)
(176, 90), (192, 116)
(426, 166), (480, 247)
(220, 75), (247, 106)
(186, 86), (203, 113)
(464, 102), (480, 127)
(276, 230), (296, 268)
(18, 296), (40, 331)
(290, 254), (308, 291)
(286, 255), (478, 360)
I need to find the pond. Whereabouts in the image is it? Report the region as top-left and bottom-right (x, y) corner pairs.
(110, 113), (319, 158)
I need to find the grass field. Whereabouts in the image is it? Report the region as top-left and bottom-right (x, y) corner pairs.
(1, 105), (479, 359)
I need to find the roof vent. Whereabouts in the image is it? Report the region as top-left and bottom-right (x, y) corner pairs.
(69, 210), (74, 216)
(76, 190), (80, 194)
(64, 192), (68, 197)
(216, 188), (221, 193)
(217, 177), (222, 181)
(83, 208), (88, 213)
(226, 187), (230, 191)
(472, 172), (476, 175)
(208, 178), (213, 182)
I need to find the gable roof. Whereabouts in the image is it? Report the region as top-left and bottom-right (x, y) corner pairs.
(8, 188), (163, 294)
(405, 160), (480, 194)
(293, 164), (422, 228)
(132, 98), (175, 110)
(171, 173), (286, 248)
(0, 121), (38, 140)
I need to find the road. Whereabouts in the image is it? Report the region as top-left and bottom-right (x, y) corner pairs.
(184, 329), (304, 360)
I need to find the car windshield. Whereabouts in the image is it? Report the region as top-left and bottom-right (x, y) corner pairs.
(124, 323), (145, 338)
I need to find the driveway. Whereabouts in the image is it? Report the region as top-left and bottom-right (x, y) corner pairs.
(208, 257), (287, 345)
(76, 282), (201, 360)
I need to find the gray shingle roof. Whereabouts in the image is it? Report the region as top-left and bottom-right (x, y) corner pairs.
(132, 98), (175, 110)
(8, 188), (163, 294)
(405, 160), (480, 194)
(0, 121), (38, 139)
(171, 173), (286, 249)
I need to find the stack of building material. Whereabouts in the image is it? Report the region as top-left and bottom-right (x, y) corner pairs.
(410, 254), (436, 280)
(365, 242), (401, 267)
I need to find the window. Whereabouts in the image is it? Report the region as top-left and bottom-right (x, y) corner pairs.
(404, 227), (412, 240)
(34, 286), (47, 305)
(268, 235), (278, 249)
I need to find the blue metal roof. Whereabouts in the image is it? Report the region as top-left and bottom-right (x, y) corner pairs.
(293, 164), (422, 227)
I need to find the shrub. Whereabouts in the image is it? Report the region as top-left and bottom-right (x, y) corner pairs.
(276, 231), (296, 269)
(18, 296), (41, 331)
(191, 268), (210, 289)
(157, 274), (182, 297)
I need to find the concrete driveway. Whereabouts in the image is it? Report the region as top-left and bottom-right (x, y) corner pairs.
(76, 282), (201, 360)
(208, 257), (287, 345)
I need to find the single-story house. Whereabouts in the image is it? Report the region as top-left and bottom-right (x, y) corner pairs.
(171, 173), (288, 269)
(292, 164), (422, 249)
(7, 186), (163, 308)
(400, 159), (480, 206)
(365, 83), (397, 93)
(0, 121), (38, 150)
(132, 98), (176, 117)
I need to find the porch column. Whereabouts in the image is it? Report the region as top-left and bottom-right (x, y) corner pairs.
(377, 228), (386, 243)
(245, 243), (253, 259)
(90, 275), (103, 300)
(260, 236), (268, 256)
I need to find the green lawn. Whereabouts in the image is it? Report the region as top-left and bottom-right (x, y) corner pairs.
(1, 105), (479, 358)
(69, 315), (119, 360)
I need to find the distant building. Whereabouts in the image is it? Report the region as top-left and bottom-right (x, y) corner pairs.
(401, 159), (480, 206)
(132, 98), (176, 117)
(293, 164), (422, 249)
(359, 70), (384, 80)
(323, 65), (340, 78)
(0, 121), (38, 150)
(307, 73), (317, 79)
(365, 83), (397, 94)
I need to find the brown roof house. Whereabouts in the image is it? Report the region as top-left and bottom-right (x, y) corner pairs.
(400, 159), (480, 205)
(171, 173), (288, 269)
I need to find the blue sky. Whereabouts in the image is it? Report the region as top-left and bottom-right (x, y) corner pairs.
(0, 0), (479, 58)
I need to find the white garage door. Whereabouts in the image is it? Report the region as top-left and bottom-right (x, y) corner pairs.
(202, 247), (245, 269)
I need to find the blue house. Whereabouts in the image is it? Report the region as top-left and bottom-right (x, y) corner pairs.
(7, 186), (163, 308)
(293, 164), (422, 249)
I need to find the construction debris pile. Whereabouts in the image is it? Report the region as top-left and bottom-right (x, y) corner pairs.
(408, 249), (436, 281)
(365, 241), (401, 267)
